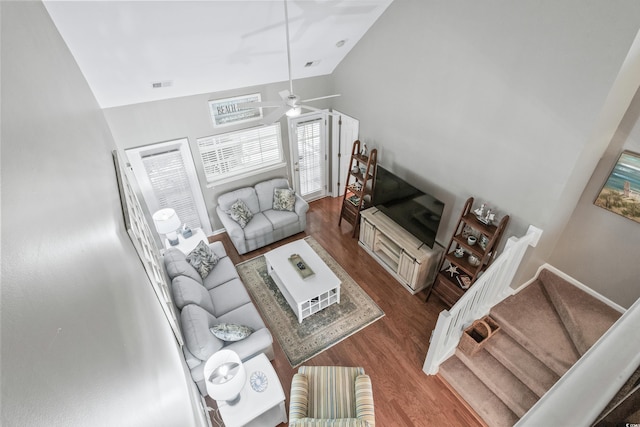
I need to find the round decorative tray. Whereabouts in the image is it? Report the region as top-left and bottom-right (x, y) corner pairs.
(250, 370), (268, 392)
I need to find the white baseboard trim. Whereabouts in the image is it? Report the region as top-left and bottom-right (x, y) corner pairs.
(517, 263), (626, 313)
(212, 227), (226, 236)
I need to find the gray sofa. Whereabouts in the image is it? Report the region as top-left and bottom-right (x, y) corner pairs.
(164, 241), (274, 396)
(216, 178), (309, 255)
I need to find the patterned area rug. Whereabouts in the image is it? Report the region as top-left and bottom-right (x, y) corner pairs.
(236, 236), (384, 367)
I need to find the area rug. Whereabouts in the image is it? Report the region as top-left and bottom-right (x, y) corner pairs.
(236, 236), (384, 367)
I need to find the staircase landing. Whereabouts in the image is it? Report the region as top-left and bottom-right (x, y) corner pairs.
(438, 268), (622, 427)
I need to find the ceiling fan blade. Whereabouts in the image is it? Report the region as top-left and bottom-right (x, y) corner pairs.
(262, 105), (289, 125)
(301, 94), (341, 103)
(299, 105), (339, 117)
(237, 101), (284, 109)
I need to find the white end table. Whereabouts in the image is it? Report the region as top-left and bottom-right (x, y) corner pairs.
(209, 353), (286, 427)
(164, 228), (208, 255)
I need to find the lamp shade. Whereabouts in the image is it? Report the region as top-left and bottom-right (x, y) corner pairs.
(204, 349), (246, 405)
(152, 208), (181, 235)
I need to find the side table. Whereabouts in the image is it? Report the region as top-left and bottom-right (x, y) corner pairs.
(164, 228), (208, 255)
(211, 353), (286, 427)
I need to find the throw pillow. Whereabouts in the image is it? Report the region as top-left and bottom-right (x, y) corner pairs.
(210, 323), (253, 342)
(229, 199), (253, 228)
(272, 188), (296, 212)
(186, 240), (219, 279)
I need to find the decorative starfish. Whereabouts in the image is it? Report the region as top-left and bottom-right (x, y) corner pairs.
(446, 264), (459, 277)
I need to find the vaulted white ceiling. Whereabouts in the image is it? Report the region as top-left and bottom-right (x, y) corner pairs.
(44, 0), (393, 108)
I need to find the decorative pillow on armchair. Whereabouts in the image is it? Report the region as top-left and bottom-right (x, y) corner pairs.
(186, 240), (219, 279)
(229, 199), (253, 228)
(273, 188), (296, 212)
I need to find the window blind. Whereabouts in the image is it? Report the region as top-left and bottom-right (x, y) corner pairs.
(296, 119), (323, 195)
(142, 149), (202, 231)
(197, 124), (283, 182)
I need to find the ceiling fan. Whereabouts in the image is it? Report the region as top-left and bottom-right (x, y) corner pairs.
(239, 0), (340, 125)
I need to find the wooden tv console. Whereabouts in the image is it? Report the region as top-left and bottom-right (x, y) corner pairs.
(359, 207), (443, 294)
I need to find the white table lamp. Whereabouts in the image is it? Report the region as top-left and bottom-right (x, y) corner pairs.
(152, 208), (181, 246)
(204, 349), (246, 406)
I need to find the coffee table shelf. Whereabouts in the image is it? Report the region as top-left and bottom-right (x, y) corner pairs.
(301, 289), (339, 319)
(264, 240), (341, 323)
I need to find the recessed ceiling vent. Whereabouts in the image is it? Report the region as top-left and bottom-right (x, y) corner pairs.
(304, 60), (321, 68)
(151, 80), (173, 89)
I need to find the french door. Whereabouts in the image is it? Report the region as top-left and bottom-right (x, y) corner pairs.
(331, 110), (360, 197)
(288, 112), (328, 201)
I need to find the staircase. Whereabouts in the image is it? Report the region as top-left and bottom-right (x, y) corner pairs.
(438, 268), (623, 427)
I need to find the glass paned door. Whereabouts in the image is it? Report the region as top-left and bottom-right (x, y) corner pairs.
(289, 113), (327, 200)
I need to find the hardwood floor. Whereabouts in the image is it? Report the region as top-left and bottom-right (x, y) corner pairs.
(208, 197), (485, 427)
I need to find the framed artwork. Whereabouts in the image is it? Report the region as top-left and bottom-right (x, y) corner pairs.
(594, 150), (640, 224)
(208, 93), (263, 128)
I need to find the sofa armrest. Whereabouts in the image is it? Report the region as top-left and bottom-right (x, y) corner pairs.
(180, 304), (224, 361)
(355, 374), (375, 426)
(216, 206), (244, 241)
(289, 373), (309, 421)
(294, 194), (309, 217)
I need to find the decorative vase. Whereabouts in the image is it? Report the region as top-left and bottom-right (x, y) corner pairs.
(468, 254), (481, 267)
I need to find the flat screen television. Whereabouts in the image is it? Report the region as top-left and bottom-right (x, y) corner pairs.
(372, 165), (444, 249)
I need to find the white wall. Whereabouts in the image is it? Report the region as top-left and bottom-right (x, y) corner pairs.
(331, 0), (640, 292)
(550, 87), (640, 307)
(103, 76), (334, 231)
(1, 3), (206, 426)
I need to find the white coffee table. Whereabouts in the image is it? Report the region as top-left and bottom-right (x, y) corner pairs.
(210, 353), (287, 427)
(264, 239), (341, 323)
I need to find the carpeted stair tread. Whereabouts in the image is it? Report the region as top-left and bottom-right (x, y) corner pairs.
(440, 356), (519, 427)
(485, 331), (560, 397)
(490, 279), (581, 377)
(538, 268), (622, 355)
(456, 348), (539, 417)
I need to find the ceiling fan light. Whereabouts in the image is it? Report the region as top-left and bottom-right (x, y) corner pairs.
(286, 106), (301, 117)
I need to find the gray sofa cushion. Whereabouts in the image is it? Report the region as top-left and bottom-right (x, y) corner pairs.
(218, 187), (260, 213)
(181, 304), (224, 361)
(242, 212), (274, 240)
(164, 248), (203, 284)
(255, 178), (290, 212)
(263, 209), (300, 229)
(208, 278), (252, 317)
(202, 256), (240, 290)
(172, 275), (215, 314)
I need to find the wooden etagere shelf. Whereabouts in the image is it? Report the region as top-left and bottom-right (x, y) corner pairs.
(426, 197), (509, 308)
(338, 140), (377, 237)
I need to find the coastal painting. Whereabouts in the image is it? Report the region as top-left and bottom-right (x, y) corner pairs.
(594, 150), (640, 224)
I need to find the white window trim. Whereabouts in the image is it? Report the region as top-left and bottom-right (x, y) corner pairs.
(197, 123), (285, 185)
(126, 138), (212, 235)
(205, 161), (287, 188)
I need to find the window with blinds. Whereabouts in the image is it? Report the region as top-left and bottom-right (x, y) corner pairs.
(296, 118), (323, 195)
(141, 149), (202, 231)
(197, 123), (284, 183)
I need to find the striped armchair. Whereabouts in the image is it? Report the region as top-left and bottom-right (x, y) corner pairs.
(289, 366), (375, 427)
